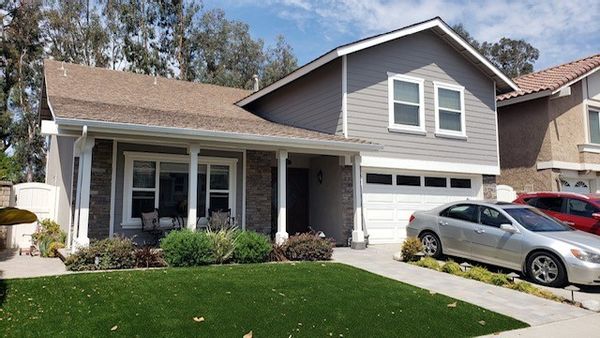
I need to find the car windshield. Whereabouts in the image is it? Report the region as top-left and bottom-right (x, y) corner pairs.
(505, 207), (573, 232)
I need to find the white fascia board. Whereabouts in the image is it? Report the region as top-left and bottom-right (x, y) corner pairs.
(54, 117), (382, 153)
(361, 155), (500, 175)
(41, 120), (59, 135)
(537, 160), (600, 171)
(551, 67), (600, 95)
(497, 90), (552, 107)
(238, 18), (518, 107)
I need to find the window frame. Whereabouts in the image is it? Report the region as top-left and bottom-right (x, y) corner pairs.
(587, 106), (600, 145)
(387, 72), (425, 134)
(122, 152), (237, 228)
(478, 206), (511, 228)
(433, 81), (466, 138)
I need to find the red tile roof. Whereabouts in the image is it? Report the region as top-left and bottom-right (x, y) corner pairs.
(497, 53), (600, 101)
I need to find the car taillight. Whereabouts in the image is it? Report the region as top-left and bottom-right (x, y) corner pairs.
(409, 214), (415, 223)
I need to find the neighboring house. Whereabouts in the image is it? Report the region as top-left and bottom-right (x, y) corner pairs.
(41, 17), (516, 249)
(497, 54), (600, 194)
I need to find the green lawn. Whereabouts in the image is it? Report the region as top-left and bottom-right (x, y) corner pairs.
(0, 263), (526, 337)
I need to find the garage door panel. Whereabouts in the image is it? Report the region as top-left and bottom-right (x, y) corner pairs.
(363, 172), (481, 244)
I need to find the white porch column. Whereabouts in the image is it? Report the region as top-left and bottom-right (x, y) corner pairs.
(187, 145), (200, 229)
(351, 154), (366, 249)
(74, 137), (95, 250)
(275, 150), (289, 244)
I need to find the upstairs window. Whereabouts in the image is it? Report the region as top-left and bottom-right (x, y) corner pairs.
(589, 109), (600, 144)
(434, 82), (466, 137)
(388, 73), (424, 132)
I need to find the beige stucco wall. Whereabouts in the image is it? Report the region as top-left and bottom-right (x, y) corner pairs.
(498, 95), (554, 191)
(547, 81), (586, 162)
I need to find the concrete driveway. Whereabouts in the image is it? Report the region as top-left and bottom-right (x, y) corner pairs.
(333, 245), (593, 327)
(0, 249), (69, 279)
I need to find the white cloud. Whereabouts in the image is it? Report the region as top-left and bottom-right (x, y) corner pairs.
(264, 0), (600, 69)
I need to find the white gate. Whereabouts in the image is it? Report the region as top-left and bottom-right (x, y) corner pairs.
(4, 183), (58, 248)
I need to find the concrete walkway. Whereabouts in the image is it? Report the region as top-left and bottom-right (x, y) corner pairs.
(480, 313), (600, 337)
(0, 249), (69, 279)
(333, 245), (592, 327)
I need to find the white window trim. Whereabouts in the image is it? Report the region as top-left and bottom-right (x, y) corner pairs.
(434, 81), (467, 138)
(586, 101), (600, 145)
(387, 72), (425, 133)
(122, 151), (237, 228)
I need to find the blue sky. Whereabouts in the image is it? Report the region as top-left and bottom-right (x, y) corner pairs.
(205, 0), (600, 72)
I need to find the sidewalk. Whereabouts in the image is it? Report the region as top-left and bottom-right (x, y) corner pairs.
(333, 245), (592, 326)
(479, 313), (600, 337)
(0, 249), (69, 279)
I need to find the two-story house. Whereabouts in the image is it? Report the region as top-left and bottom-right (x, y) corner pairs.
(41, 17), (517, 250)
(497, 54), (600, 194)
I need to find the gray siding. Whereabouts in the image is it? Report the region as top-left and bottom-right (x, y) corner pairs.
(113, 143), (243, 237)
(45, 135), (75, 232)
(347, 30), (498, 166)
(247, 59), (343, 134)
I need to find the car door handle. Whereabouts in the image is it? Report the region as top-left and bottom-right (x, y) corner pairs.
(564, 221), (575, 226)
(474, 229), (485, 234)
(439, 220), (448, 226)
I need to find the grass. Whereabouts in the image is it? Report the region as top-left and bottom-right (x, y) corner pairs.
(0, 263), (527, 337)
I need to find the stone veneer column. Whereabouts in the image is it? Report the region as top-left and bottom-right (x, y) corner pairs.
(340, 166), (354, 246)
(0, 181), (13, 207)
(483, 175), (497, 200)
(245, 150), (275, 236)
(87, 139), (113, 240)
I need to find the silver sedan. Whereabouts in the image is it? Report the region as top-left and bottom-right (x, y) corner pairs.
(406, 201), (600, 287)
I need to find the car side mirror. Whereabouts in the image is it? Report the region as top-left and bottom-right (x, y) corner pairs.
(593, 213), (600, 221)
(500, 224), (518, 233)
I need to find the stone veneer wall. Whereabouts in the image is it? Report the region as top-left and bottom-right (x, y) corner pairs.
(245, 150), (274, 235)
(88, 139), (113, 239)
(341, 166), (354, 245)
(483, 175), (497, 200)
(0, 181), (13, 207)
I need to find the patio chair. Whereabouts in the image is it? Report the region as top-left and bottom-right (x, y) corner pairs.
(140, 209), (163, 245)
(207, 208), (234, 229)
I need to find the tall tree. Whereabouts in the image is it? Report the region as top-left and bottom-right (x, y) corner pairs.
(262, 35), (298, 87)
(43, 0), (109, 67)
(2, 0), (45, 182)
(191, 8), (264, 89)
(452, 23), (539, 78)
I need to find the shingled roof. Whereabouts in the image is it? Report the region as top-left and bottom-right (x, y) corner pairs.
(498, 53), (600, 101)
(42, 59), (377, 149)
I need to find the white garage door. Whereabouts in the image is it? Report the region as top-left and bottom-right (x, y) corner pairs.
(362, 170), (482, 244)
(560, 179), (591, 194)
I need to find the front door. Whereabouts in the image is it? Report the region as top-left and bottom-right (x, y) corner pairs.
(271, 168), (309, 237)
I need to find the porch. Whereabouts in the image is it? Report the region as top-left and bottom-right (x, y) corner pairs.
(60, 134), (368, 250)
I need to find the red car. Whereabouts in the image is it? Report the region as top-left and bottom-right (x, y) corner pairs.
(513, 192), (600, 235)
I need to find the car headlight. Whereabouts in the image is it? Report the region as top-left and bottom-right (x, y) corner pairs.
(571, 249), (600, 264)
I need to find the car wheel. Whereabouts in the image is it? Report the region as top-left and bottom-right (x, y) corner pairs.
(527, 252), (567, 287)
(419, 232), (442, 258)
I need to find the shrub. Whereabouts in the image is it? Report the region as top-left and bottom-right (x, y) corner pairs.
(506, 281), (563, 301)
(401, 237), (423, 262)
(32, 219), (66, 257)
(135, 246), (167, 268)
(206, 226), (238, 264)
(270, 243), (287, 262)
(283, 233), (333, 261)
(489, 273), (510, 286)
(233, 231), (272, 263)
(441, 261), (463, 275)
(464, 266), (494, 283)
(160, 230), (214, 267)
(65, 236), (135, 271)
(414, 257), (441, 270)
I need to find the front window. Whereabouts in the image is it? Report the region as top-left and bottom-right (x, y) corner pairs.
(589, 109), (600, 144)
(505, 207), (572, 232)
(479, 207), (511, 228)
(435, 82), (465, 136)
(567, 198), (598, 218)
(388, 73), (424, 132)
(123, 153), (236, 226)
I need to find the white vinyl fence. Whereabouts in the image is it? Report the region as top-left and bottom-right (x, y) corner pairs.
(496, 184), (517, 203)
(4, 183), (58, 248)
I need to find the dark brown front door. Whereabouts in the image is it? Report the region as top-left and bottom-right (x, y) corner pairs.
(271, 168), (309, 236)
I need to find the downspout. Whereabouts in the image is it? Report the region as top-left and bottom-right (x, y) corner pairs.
(68, 125), (88, 249)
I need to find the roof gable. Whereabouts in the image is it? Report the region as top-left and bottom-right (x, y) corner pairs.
(238, 17), (519, 107)
(498, 53), (600, 103)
